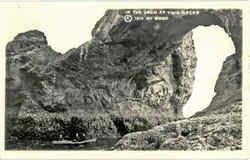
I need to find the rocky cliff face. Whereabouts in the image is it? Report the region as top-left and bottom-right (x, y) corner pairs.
(5, 9), (241, 149)
(114, 100), (241, 150)
(6, 30), (60, 119)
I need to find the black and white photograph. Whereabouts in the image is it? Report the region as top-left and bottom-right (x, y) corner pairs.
(0, 2), (248, 157)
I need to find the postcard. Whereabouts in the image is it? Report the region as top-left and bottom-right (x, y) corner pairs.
(0, 1), (249, 160)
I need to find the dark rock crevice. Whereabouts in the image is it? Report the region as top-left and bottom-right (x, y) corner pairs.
(111, 118), (129, 136)
(5, 9), (242, 147)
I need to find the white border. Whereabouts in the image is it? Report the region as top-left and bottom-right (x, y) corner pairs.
(0, 1), (249, 160)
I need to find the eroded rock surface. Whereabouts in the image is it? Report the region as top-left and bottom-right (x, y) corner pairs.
(114, 101), (241, 150)
(6, 9), (242, 149)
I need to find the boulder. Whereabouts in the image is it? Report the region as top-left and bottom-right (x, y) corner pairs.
(5, 9), (242, 145)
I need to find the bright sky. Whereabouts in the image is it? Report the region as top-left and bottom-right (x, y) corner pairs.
(183, 26), (235, 117)
(0, 4), (235, 118)
(0, 4), (106, 53)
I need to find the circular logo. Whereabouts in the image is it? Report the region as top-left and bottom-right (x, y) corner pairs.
(124, 15), (133, 23)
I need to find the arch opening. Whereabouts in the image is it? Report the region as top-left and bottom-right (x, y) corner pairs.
(183, 25), (235, 118)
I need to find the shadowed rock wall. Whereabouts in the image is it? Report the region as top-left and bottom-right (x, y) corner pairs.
(5, 9), (241, 143)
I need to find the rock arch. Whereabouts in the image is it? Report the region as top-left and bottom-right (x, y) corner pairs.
(92, 9), (242, 118)
(183, 25), (235, 117)
(5, 9), (242, 140)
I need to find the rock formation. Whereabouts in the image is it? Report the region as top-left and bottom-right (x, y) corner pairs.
(5, 9), (241, 150)
(114, 100), (241, 150)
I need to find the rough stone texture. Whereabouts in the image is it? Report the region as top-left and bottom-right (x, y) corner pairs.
(114, 101), (242, 150)
(5, 9), (242, 147)
(5, 30), (62, 139)
(92, 9), (242, 118)
(6, 30), (59, 116)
